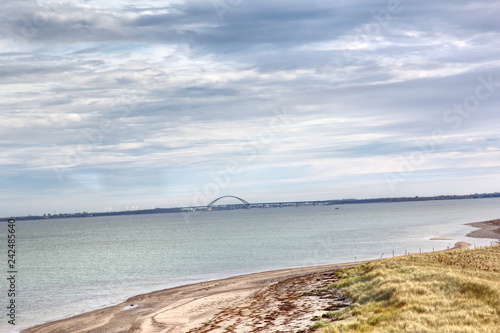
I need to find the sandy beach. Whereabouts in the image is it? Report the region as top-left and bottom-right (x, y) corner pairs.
(22, 262), (362, 333)
(22, 218), (500, 333)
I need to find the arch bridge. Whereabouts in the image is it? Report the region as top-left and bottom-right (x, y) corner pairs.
(207, 196), (250, 208)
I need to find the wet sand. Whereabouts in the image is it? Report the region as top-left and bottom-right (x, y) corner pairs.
(429, 237), (453, 240)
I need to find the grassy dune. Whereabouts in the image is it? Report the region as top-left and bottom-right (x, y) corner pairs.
(317, 245), (500, 333)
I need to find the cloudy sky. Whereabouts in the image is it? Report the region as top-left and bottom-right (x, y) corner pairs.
(1, 0), (500, 216)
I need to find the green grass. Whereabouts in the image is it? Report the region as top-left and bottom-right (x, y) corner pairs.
(317, 245), (500, 333)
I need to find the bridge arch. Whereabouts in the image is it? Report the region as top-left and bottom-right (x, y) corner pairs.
(207, 196), (250, 208)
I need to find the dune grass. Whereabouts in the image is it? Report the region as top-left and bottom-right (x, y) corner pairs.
(317, 245), (500, 333)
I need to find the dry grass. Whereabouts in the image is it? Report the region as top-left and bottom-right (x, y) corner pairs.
(318, 245), (500, 333)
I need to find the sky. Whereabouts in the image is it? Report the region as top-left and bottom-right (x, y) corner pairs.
(1, 0), (500, 217)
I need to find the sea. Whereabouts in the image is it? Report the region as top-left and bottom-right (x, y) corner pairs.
(2, 198), (500, 332)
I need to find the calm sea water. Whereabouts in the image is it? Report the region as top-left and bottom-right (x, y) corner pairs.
(2, 198), (500, 332)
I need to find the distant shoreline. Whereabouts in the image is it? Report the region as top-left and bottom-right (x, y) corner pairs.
(3, 192), (500, 222)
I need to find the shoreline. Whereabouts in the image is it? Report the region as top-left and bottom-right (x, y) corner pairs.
(21, 261), (365, 333)
(465, 218), (500, 240)
(7, 195), (500, 222)
(22, 218), (500, 333)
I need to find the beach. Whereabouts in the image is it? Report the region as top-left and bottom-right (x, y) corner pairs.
(22, 262), (362, 333)
(22, 218), (500, 333)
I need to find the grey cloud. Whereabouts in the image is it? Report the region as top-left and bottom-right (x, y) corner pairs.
(1, 0), (500, 215)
